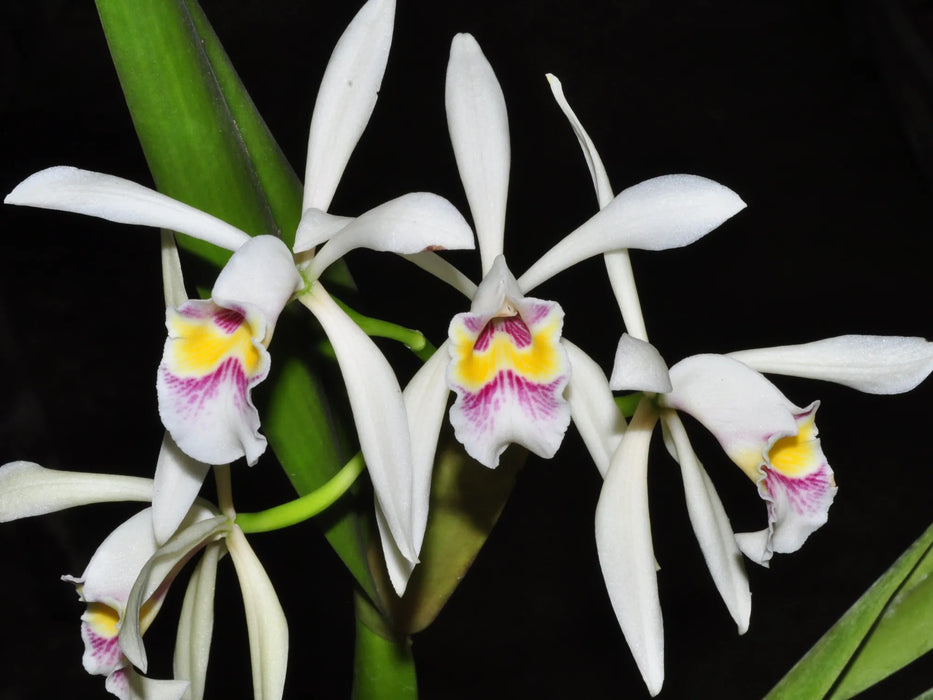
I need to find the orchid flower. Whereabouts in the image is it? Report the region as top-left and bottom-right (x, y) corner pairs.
(0, 459), (288, 700)
(548, 73), (933, 695)
(379, 34), (745, 595)
(4, 0), (475, 573)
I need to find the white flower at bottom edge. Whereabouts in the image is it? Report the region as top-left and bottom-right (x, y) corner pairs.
(0, 460), (288, 700)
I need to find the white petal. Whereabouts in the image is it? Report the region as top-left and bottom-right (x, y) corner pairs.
(728, 335), (933, 394)
(519, 174), (746, 293)
(446, 33), (510, 274)
(562, 340), (626, 478)
(603, 251), (649, 342)
(157, 300), (270, 467)
(161, 231), (189, 309)
(5, 167), (250, 251)
(174, 542), (222, 700)
(124, 671), (190, 700)
(403, 345), (451, 558)
(211, 235), (302, 340)
(375, 502), (416, 597)
(734, 530), (771, 566)
(662, 354), (799, 475)
(152, 434), (212, 545)
(66, 510), (159, 612)
(610, 334), (672, 393)
(595, 402), (664, 696)
(306, 193), (475, 280)
(302, 283), (416, 561)
(303, 0), (395, 212)
(400, 252), (478, 299)
(0, 461), (152, 522)
(120, 511), (228, 672)
(227, 526), (289, 700)
(545, 74), (613, 208)
(375, 346), (451, 597)
(662, 412), (750, 634)
(293, 209), (353, 253)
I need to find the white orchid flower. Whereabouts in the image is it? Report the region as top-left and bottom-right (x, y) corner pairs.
(549, 74), (933, 696)
(4, 0), (475, 573)
(0, 459), (289, 700)
(379, 35), (744, 597)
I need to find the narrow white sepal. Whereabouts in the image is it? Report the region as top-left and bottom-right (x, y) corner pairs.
(519, 174), (746, 293)
(211, 235), (302, 340)
(152, 434), (212, 545)
(5, 166), (251, 252)
(610, 334), (672, 393)
(161, 231), (188, 309)
(303, 0), (395, 212)
(594, 402), (664, 696)
(662, 412), (751, 634)
(376, 502), (416, 597)
(544, 74), (650, 341)
(174, 542), (222, 700)
(446, 33), (510, 275)
(120, 512), (228, 673)
(563, 340), (626, 478)
(125, 673), (190, 700)
(728, 335), (933, 394)
(303, 284), (416, 561)
(545, 74), (613, 208)
(0, 461), (152, 522)
(227, 526), (289, 700)
(293, 209), (353, 253)
(403, 344), (451, 557)
(307, 193), (475, 280)
(401, 252), (478, 299)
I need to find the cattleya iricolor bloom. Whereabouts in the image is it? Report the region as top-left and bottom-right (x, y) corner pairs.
(382, 34), (745, 594)
(4, 0), (475, 573)
(0, 460), (288, 700)
(547, 73), (933, 695)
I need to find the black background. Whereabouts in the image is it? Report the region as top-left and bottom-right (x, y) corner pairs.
(1, 1), (932, 698)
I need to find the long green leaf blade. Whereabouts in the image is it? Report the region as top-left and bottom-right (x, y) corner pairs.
(766, 522), (933, 700)
(829, 531), (933, 698)
(96, 0), (282, 266)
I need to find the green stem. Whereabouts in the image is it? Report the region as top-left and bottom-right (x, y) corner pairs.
(235, 453), (365, 533)
(333, 297), (436, 362)
(352, 593), (418, 700)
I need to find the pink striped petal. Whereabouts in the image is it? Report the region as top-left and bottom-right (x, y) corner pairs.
(157, 236), (300, 466)
(447, 257), (570, 467)
(157, 299), (270, 466)
(665, 354), (837, 565)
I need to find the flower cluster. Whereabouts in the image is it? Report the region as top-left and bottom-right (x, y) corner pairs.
(3, 0), (932, 698)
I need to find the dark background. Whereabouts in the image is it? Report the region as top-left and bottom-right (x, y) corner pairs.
(2, 1), (932, 698)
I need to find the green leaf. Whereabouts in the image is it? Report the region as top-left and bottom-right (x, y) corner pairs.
(828, 526), (933, 698)
(766, 521), (933, 700)
(96, 0), (301, 267)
